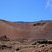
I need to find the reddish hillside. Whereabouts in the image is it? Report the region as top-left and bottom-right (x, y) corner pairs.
(0, 20), (52, 41)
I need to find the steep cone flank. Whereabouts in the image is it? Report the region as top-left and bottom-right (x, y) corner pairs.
(0, 20), (52, 41)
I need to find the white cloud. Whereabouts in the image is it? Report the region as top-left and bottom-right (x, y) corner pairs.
(46, 0), (52, 10)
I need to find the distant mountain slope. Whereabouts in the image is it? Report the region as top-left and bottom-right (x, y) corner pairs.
(0, 20), (52, 42)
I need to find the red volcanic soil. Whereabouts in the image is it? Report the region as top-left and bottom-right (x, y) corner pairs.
(0, 20), (52, 41)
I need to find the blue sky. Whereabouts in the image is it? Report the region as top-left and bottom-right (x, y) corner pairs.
(0, 0), (52, 22)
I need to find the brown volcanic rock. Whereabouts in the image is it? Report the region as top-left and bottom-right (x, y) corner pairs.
(0, 20), (52, 41)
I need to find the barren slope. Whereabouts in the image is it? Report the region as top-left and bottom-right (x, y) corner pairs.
(0, 20), (52, 52)
(0, 20), (52, 42)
